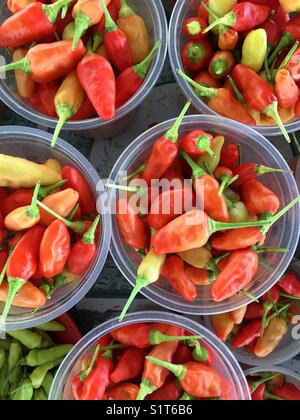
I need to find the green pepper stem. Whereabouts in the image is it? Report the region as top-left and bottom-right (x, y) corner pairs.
(255, 165), (292, 176)
(280, 292), (300, 301)
(52, 105), (74, 148)
(81, 215), (100, 245)
(123, 164), (146, 181)
(67, 204), (80, 221)
(100, 0), (117, 32)
(180, 150), (206, 179)
(277, 41), (299, 71)
(200, 1), (227, 33)
(196, 136), (214, 157)
(148, 329), (202, 345)
(136, 380), (157, 401)
(0, 253), (10, 286)
(177, 70), (217, 101)
(264, 390), (284, 401)
(145, 356), (187, 381)
(188, 339), (209, 362)
(80, 345), (100, 381)
(254, 246), (289, 254)
(227, 76), (245, 103)
(106, 183), (147, 196)
(203, 11), (236, 34)
(119, 276), (149, 321)
(265, 303), (290, 328)
(72, 11), (91, 51)
(260, 301), (274, 337)
(38, 180), (68, 200)
(179, 392), (195, 400)
(165, 101), (191, 142)
(93, 33), (103, 52)
(0, 57), (31, 74)
(211, 59), (227, 77)
(43, 0), (72, 24)
(263, 102), (291, 143)
(264, 45), (272, 83)
(0, 277), (25, 326)
(219, 175), (239, 196)
(119, 0), (135, 18)
(133, 41), (161, 80)
(268, 32), (295, 66)
(25, 181), (41, 219)
(241, 289), (260, 303)
(250, 374), (280, 393)
(37, 200), (85, 233)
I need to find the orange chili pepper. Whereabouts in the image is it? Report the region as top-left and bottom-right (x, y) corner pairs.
(39, 188), (79, 226)
(275, 69), (299, 109)
(218, 29), (239, 50)
(13, 48), (35, 99)
(208, 50), (235, 79)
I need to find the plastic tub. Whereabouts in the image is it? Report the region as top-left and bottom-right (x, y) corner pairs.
(49, 311), (250, 400)
(245, 366), (300, 398)
(0, 126), (111, 331)
(0, 0), (168, 140)
(204, 259), (300, 366)
(168, 0), (300, 137)
(109, 115), (300, 315)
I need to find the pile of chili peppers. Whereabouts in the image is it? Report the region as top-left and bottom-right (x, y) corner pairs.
(211, 271), (300, 358)
(0, 152), (99, 324)
(112, 104), (300, 320)
(71, 321), (236, 401)
(0, 313), (80, 400)
(178, 0), (300, 144)
(0, 0), (159, 147)
(247, 371), (300, 400)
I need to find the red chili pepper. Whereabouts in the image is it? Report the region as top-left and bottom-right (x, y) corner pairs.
(245, 0), (278, 7)
(245, 302), (265, 320)
(52, 313), (82, 344)
(179, 130), (214, 157)
(70, 95), (96, 120)
(161, 255), (197, 303)
(275, 69), (299, 108)
(110, 347), (144, 384)
(278, 273), (300, 297)
(211, 227), (263, 251)
(72, 376), (84, 400)
(100, 0), (132, 72)
(272, 5), (289, 29)
(252, 383), (266, 400)
(61, 166), (95, 216)
(197, 0), (209, 21)
(67, 216), (100, 275)
(273, 383), (300, 400)
(220, 144), (239, 170)
(173, 345), (193, 364)
(232, 162), (291, 188)
(0, 189), (33, 217)
(232, 64), (290, 143)
(184, 17), (208, 41)
(0, 0), (71, 48)
(39, 219), (71, 278)
(194, 70), (221, 88)
(261, 18), (282, 48)
(27, 91), (48, 114)
(204, 2), (271, 33)
(241, 179), (280, 216)
(36, 81), (59, 118)
(285, 47), (300, 83)
(247, 339), (258, 353)
(105, 383), (140, 401)
(80, 354), (113, 400)
(262, 284), (280, 303)
(211, 249), (259, 302)
(181, 39), (213, 71)
(0, 39), (86, 84)
(115, 42), (160, 108)
(142, 101), (191, 184)
(231, 319), (261, 348)
(116, 199), (148, 250)
(147, 378), (181, 400)
(77, 53), (116, 121)
(94, 0), (120, 35)
(145, 357), (226, 399)
(0, 250), (9, 274)
(1, 225), (45, 323)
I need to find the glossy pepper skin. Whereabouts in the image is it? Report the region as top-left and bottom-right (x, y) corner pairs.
(147, 378), (181, 401)
(37, 81), (58, 118)
(218, 29), (239, 50)
(254, 317), (288, 358)
(13, 48), (36, 99)
(110, 347), (145, 384)
(0, 0), (71, 48)
(184, 17), (208, 41)
(0, 189), (33, 217)
(231, 319), (261, 348)
(116, 199), (148, 250)
(181, 39), (213, 71)
(194, 70), (221, 88)
(278, 273), (300, 297)
(241, 179), (280, 216)
(209, 51), (235, 79)
(105, 383), (140, 401)
(273, 383), (300, 400)
(180, 130), (214, 157)
(80, 356), (113, 400)
(39, 219), (71, 278)
(211, 249), (259, 302)
(211, 227), (264, 251)
(275, 69), (299, 108)
(39, 188), (79, 226)
(161, 255), (197, 303)
(220, 144), (239, 169)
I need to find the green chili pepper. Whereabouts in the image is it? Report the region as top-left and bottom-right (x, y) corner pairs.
(0, 360), (9, 398)
(35, 330), (53, 346)
(25, 344), (73, 367)
(0, 339), (11, 351)
(197, 135), (224, 173)
(8, 342), (23, 389)
(0, 348), (5, 370)
(36, 321), (66, 332)
(33, 387), (48, 400)
(12, 378), (33, 401)
(30, 359), (63, 389)
(8, 330), (42, 350)
(42, 372), (54, 397)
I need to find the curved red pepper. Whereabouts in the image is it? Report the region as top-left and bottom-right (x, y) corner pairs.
(273, 383), (300, 400)
(232, 162), (290, 188)
(147, 378), (181, 400)
(104, 383), (139, 401)
(211, 227), (264, 251)
(252, 383), (266, 401)
(219, 144), (239, 170)
(0, 189), (33, 217)
(241, 179), (280, 216)
(231, 319), (261, 348)
(52, 313), (82, 344)
(278, 273), (300, 297)
(110, 347), (145, 384)
(80, 356), (113, 400)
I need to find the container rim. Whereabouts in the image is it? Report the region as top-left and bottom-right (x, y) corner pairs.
(245, 366), (300, 385)
(0, 125), (112, 330)
(49, 311), (251, 400)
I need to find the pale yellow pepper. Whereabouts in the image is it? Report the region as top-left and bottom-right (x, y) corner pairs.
(254, 317), (288, 358)
(177, 247), (212, 269)
(279, 0), (300, 12)
(208, 0), (238, 34)
(197, 135), (225, 173)
(242, 29), (267, 72)
(44, 159), (62, 175)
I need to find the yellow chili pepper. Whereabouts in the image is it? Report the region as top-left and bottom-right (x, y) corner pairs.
(117, 0), (150, 65)
(5, 182), (41, 231)
(177, 247), (212, 269)
(230, 306), (247, 324)
(242, 29), (267, 73)
(0, 154), (62, 188)
(44, 159), (62, 175)
(212, 313), (235, 341)
(208, 0), (238, 34)
(254, 317), (288, 358)
(279, 0), (300, 12)
(62, 22), (75, 40)
(52, 70), (84, 148)
(13, 48), (35, 99)
(197, 135), (225, 172)
(120, 250), (166, 321)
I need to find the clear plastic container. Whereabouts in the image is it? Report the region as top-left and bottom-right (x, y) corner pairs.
(49, 311), (251, 400)
(204, 259), (300, 366)
(168, 0), (300, 137)
(0, 126), (111, 330)
(0, 0), (168, 140)
(245, 366), (300, 396)
(109, 115), (300, 315)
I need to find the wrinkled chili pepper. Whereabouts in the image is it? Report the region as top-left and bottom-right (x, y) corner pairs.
(178, 71), (256, 125)
(219, 144), (239, 169)
(13, 48), (36, 99)
(254, 316), (288, 358)
(181, 39), (213, 71)
(218, 28), (239, 50)
(285, 46), (300, 83)
(0, 39), (86, 83)
(142, 101), (191, 184)
(231, 319), (261, 348)
(232, 64), (290, 143)
(275, 69), (299, 109)
(161, 255), (197, 303)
